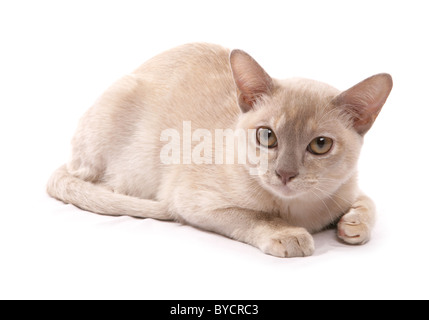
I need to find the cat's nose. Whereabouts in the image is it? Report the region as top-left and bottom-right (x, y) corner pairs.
(275, 170), (298, 185)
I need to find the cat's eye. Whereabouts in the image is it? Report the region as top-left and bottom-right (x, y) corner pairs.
(308, 137), (333, 155)
(256, 127), (278, 148)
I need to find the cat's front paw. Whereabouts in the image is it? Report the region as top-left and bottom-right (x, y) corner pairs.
(337, 208), (371, 245)
(259, 227), (314, 258)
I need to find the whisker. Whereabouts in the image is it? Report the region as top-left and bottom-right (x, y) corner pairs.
(310, 179), (356, 207)
(310, 189), (336, 224)
(313, 185), (353, 210)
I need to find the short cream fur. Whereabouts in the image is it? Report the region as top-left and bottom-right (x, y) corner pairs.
(47, 43), (392, 257)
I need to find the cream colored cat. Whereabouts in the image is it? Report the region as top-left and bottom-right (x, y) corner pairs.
(47, 43), (392, 257)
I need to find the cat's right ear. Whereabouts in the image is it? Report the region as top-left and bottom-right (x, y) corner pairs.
(230, 49), (273, 113)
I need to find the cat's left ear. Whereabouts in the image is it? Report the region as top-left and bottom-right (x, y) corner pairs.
(230, 49), (273, 113)
(333, 73), (393, 135)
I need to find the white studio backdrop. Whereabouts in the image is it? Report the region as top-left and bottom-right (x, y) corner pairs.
(1, 0), (428, 299)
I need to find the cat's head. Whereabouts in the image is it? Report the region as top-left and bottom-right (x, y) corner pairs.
(230, 49), (392, 199)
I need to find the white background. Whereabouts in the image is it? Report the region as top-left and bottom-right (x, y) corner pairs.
(1, 0), (428, 299)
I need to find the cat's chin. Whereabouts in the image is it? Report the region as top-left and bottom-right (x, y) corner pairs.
(267, 184), (305, 199)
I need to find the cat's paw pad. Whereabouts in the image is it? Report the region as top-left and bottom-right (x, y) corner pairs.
(260, 228), (314, 258)
(337, 209), (371, 245)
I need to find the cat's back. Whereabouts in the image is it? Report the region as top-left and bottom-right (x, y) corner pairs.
(70, 43), (240, 196)
(132, 43), (239, 129)
(74, 43), (238, 157)
(134, 43), (231, 79)
(83, 43), (237, 132)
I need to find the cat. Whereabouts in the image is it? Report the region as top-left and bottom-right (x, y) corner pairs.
(47, 43), (392, 257)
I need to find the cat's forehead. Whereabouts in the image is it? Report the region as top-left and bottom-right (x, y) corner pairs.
(275, 79), (338, 116)
(272, 78), (341, 134)
(277, 78), (338, 108)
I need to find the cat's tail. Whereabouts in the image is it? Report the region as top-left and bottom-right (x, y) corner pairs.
(46, 164), (172, 220)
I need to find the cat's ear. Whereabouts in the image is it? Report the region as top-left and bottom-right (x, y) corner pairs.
(333, 73), (393, 135)
(230, 49), (273, 113)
